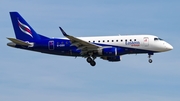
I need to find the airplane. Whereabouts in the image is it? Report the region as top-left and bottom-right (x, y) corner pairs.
(7, 12), (173, 66)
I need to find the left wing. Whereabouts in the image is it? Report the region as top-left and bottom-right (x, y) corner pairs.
(59, 27), (101, 54)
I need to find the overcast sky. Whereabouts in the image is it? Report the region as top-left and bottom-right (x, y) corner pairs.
(0, 0), (180, 101)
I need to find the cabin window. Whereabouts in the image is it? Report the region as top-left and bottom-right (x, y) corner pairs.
(121, 40), (123, 42)
(112, 40), (114, 42)
(98, 40), (100, 42)
(134, 39), (136, 41)
(93, 41), (95, 43)
(88, 41), (90, 43)
(103, 40), (105, 42)
(107, 40), (109, 42)
(116, 40), (118, 42)
(130, 39), (132, 41)
(125, 39), (127, 42)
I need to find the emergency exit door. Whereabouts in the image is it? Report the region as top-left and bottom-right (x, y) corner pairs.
(143, 37), (149, 47)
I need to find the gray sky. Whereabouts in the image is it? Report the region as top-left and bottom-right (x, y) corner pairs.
(0, 0), (180, 101)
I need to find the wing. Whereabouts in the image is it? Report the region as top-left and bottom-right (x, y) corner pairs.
(59, 27), (101, 54)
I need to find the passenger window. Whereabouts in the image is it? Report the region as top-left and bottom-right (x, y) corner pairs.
(93, 41), (95, 43)
(130, 39), (132, 41)
(121, 40), (123, 42)
(107, 40), (109, 42)
(98, 40), (100, 42)
(116, 40), (118, 42)
(89, 41), (90, 43)
(103, 40), (105, 42)
(125, 39), (127, 42)
(134, 39), (136, 41)
(112, 40), (114, 42)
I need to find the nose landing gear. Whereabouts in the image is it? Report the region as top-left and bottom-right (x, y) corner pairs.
(148, 53), (153, 63)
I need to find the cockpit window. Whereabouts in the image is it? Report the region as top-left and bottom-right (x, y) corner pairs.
(154, 38), (158, 41)
(154, 38), (163, 41)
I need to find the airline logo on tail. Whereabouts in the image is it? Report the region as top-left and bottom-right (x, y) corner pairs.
(18, 19), (33, 38)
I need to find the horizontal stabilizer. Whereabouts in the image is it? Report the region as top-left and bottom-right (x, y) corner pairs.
(7, 38), (31, 46)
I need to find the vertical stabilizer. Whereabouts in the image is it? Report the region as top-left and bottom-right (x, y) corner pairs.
(10, 12), (41, 41)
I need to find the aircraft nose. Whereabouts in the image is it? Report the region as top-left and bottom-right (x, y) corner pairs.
(166, 43), (173, 50)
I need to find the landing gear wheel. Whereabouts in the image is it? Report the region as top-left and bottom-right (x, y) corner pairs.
(86, 57), (92, 63)
(90, 60), (96, 66)
(149, 59), (153, 63)
(86, 55), (96, 66)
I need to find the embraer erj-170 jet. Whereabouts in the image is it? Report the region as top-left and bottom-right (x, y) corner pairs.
(7, 12), (173, 66)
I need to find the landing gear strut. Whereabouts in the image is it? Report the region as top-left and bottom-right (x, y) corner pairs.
(86, 57), (96, 66)
(148, 53), (153, 63)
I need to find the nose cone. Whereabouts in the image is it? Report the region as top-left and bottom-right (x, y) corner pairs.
(166, 43), (173, 51)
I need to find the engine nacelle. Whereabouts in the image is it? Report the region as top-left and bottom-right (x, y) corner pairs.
(98, 47), (118, 56)
(101, 56), (121, 62)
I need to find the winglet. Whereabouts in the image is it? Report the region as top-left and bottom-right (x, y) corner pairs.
(59, 27), (68, 36)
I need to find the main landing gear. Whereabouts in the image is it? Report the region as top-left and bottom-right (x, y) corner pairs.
(148, 53), (153, 63)
(86, 57), (96, 66)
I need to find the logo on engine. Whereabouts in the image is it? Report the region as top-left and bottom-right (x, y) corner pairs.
(125, 41), (140, 46)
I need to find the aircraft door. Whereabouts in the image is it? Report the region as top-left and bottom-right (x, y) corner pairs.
(143, 37), (149, 47)
(48, 40), (54, 50)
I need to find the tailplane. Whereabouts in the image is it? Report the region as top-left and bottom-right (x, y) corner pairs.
(9, 12), (48, 41)
(7, 38), (31, 46)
